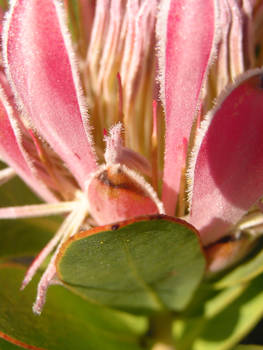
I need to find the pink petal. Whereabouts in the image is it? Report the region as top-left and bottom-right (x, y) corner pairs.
(157, 0), (216, 215)
(21, 233), (60, 291)
(4, 0), (97, 189)
(0, 7), (4, 35)
(188, 69), (263, 245)
(0, 81), (56, 202)
(86, 164), (164, 226)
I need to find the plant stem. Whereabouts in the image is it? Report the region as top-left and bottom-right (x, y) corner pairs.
(148, 312), (176, 350)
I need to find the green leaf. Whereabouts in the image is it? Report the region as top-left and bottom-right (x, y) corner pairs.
(233, 346), (263, 350)
(0, 174), (42, 207)
(0, 263), (146, 350)
(174, 274), (263, 350)
(56, 215), (206, 313)
(0, 338), (23, 350)
(0, 176), (61, 261)
(173, 284), (247, 350)
(0, 218), (59, 262)
(215, 245), (263, 289)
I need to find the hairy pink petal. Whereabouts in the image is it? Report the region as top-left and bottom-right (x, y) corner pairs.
(33, 262), (56, 315)
(0, 82), (56, 202)
(21, 212), (69, 290)
(0, 7), (4, 35)
(157, 0), (216, 215)
(4, 0), (97, 189)
(32, 202), (88, 314)
(188, 70), (263, 245)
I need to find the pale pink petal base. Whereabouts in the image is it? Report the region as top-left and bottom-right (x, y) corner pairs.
(0, 167), (15, 185)
(188, 69), (263, 245)
(21, 226), (66, 290)
(31, 197), (88, 314)
(0, 202), (77, 219)
(33, 263), (56, 315)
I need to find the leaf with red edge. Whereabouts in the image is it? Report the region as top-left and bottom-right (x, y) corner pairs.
(56, 215), (206, 313)
(0, 337), (23, 350)
(0, 263), (146, 350)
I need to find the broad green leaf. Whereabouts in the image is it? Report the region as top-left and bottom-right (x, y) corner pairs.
(174, 274), (263, 350)
(0, 218), (58, 261)
(215, 245), (263, 289)
(0, 337), (22, 350)
(0, 263), (146, 350)
(0, 174), (42, 207)
(56, 215), (206, 312)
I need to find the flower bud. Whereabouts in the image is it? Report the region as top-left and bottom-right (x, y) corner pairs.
(86, 164), (164, 225)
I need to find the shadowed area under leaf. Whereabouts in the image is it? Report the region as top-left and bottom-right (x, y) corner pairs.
(0, 263), (146, 350)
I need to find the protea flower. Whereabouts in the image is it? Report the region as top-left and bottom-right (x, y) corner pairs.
(1, 0), (263, 317)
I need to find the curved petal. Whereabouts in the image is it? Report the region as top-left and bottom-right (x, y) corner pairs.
(157, 0), (216, 215)
(0, 82), (56, 202)
(188, 69), (263, 245)
(3, 0), (97, 189)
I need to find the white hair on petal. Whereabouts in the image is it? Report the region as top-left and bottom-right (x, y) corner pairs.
(2, 0), (30, 118)
(3, 0), (97, 157)
(85, 162), (165, 215)
(121, 164), (165, 215)
(192, 0), (221, 119)
(84, 163), (107, 213)
(0, 82), (57, 202)
(104, 122), (123, 165)
(199, 0), (221, 101)
(156, 0), (169, 105)
(186, 67), (263, 210)
(2, 1), (56, 201)
(54, 0), (97, 162)
(2, 0), (39, 140)
(3, 0), (97, 192)
(156, 0), (221, 106)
